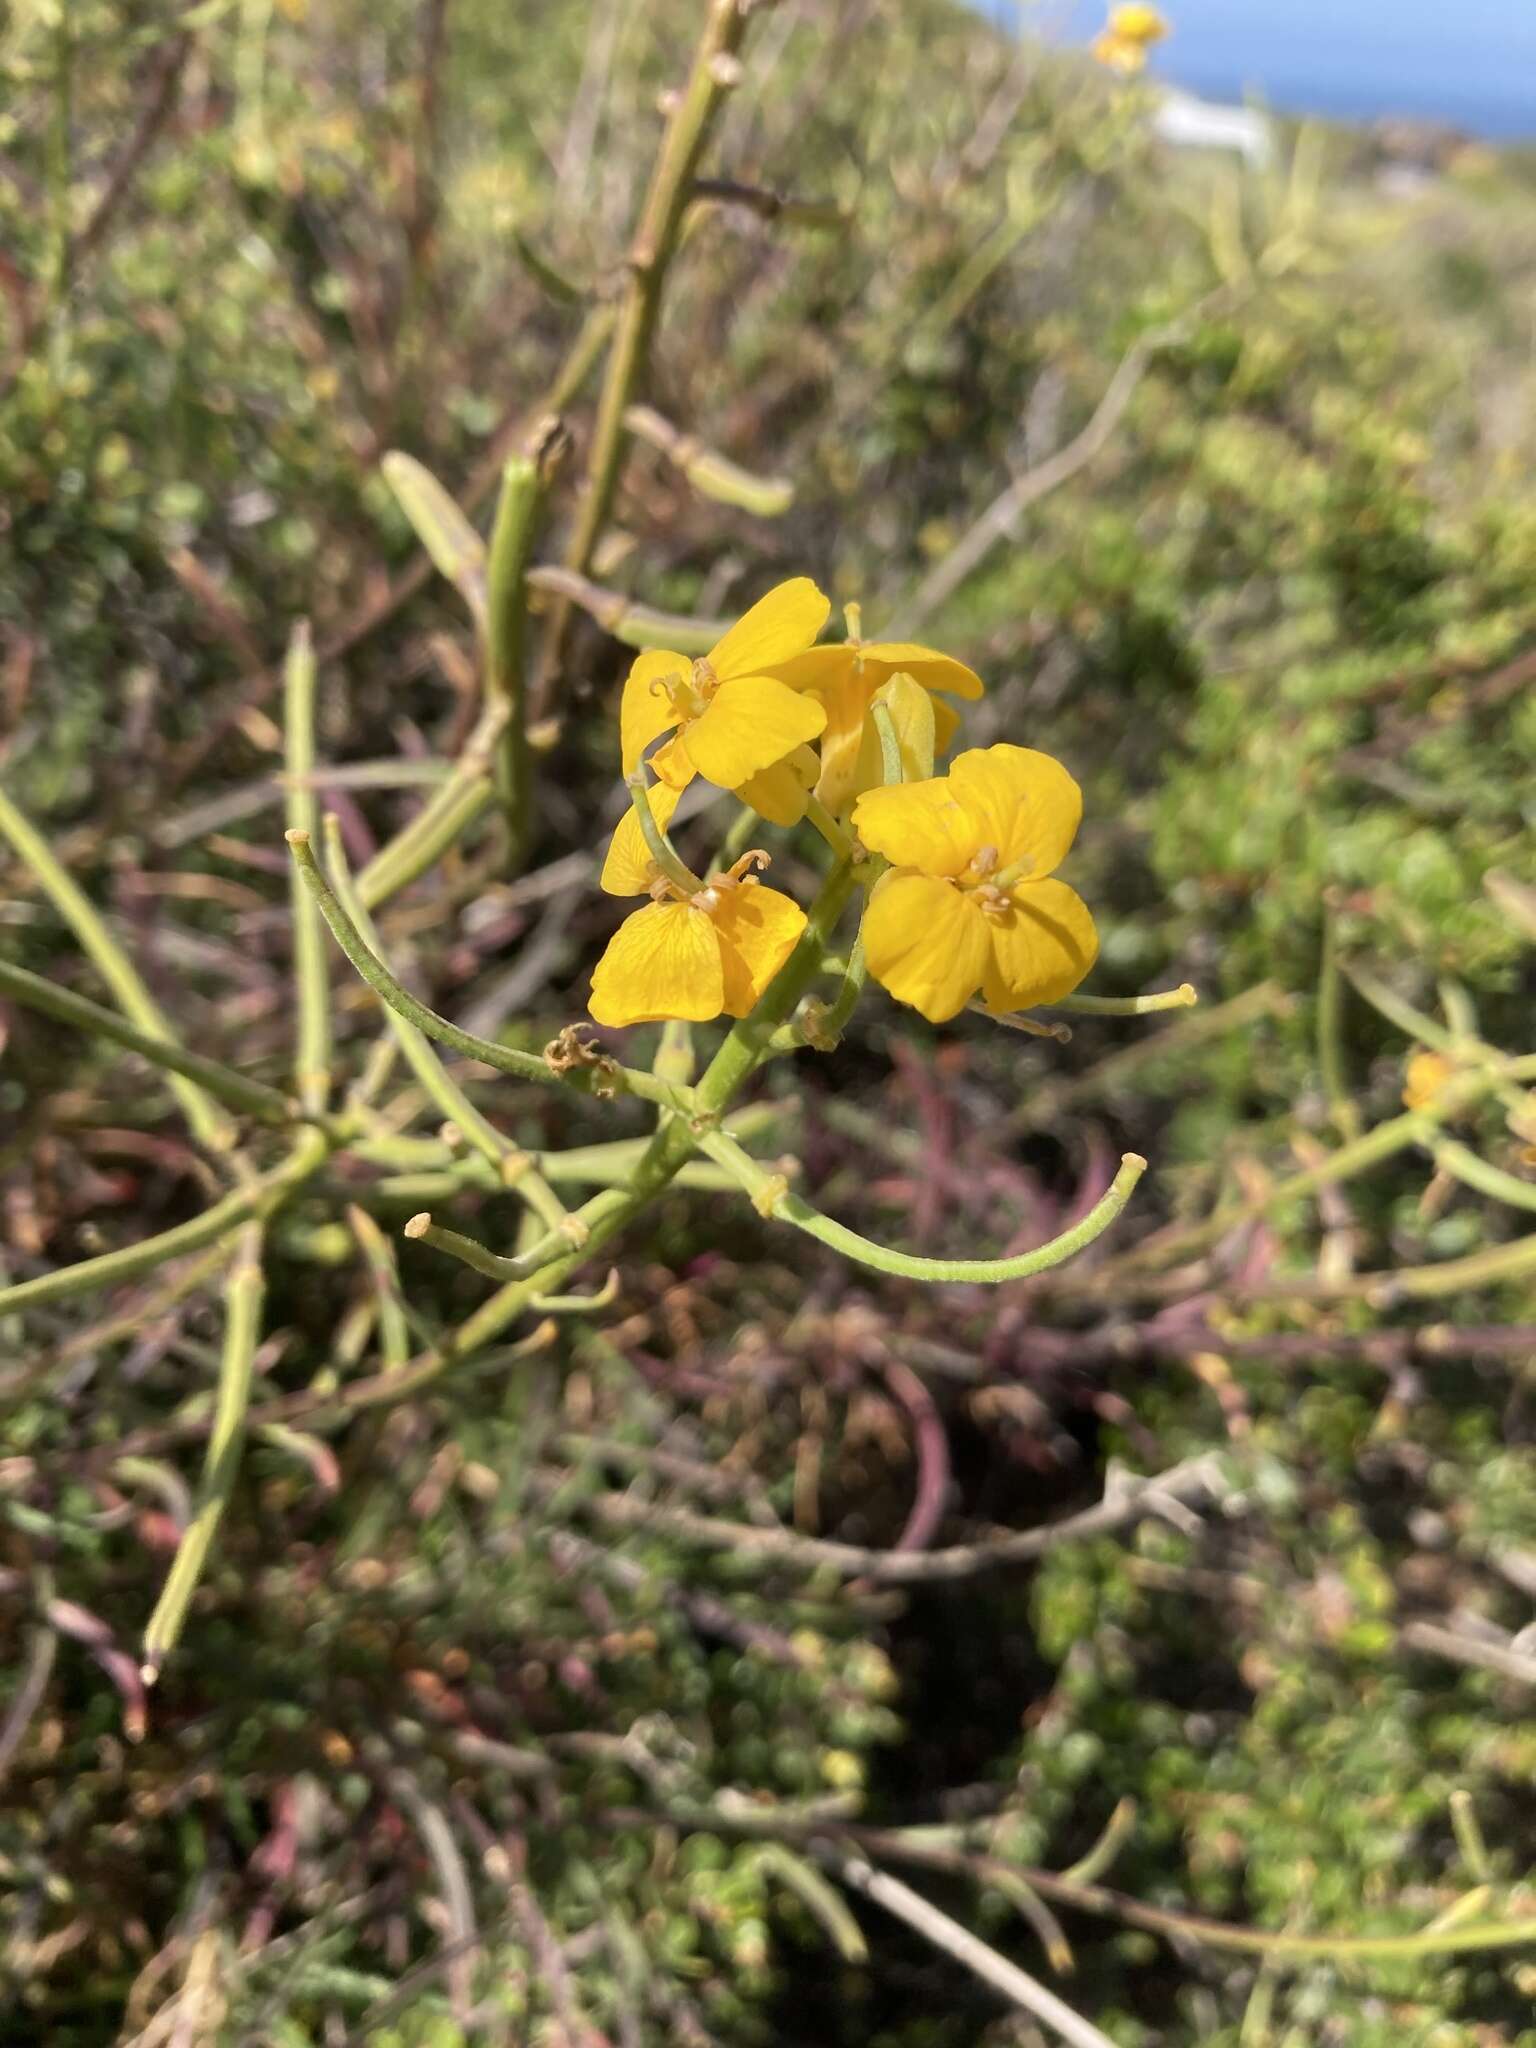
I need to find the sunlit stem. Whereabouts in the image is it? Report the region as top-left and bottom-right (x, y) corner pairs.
(805, 793), (855, 860)
(284, 621), (333, 1116)
(286, 828), (687, 1110)
(403, 1211), (584, 1284)
(530, 1268), (621, 1314)
(625, 770), (704, 894)
(1048, 984), (1198, 1016)
(141, 1225), (265, 1680)
(700, 1126), (1148, 1283)
(0, 960), (293, 1125)
(871, 701), (904, 787)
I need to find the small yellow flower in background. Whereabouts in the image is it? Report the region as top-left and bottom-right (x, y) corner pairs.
(760, 610), (983, 816)
(851, 744), (1098, 1024)
(589, 813), (806, 1028)
(1092, 4), (1168, 74)
(1109, 3), (1169, 44)
(1402, 1049), (1455, 1113)
(620, 578), (830, 821)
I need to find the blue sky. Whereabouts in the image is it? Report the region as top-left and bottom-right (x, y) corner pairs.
(1005, 1), (1536, 135)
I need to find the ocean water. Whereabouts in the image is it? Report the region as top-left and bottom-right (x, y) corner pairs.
(1007, 0), (1536, 138)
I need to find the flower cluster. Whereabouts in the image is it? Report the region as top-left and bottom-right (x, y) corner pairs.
(588, 577), (1098, 1031)
(1091, 3), (1169, 75)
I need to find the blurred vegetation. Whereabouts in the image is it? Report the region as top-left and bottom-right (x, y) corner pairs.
(3, 0), (1536, 2043)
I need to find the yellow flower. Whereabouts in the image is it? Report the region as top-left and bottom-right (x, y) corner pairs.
(589, 816), (807, 1028)
(1092, 30), (1146, 72)
(1092, 7), (1167, 72)
(761, 618), (983, 815)
(1109, 3), (1169, 44)
(1402, 1049), (1455, 1113)
(620, 578), (830, 813)
(851, 745), (1098, 1024)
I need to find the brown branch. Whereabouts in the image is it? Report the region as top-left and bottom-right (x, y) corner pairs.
(74, 31), (193, 267)
(895, 290), (1235, 634)
(567, 1454), (1228, 1583)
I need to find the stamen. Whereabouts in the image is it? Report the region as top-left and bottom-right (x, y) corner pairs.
(690, 884), (722, 913)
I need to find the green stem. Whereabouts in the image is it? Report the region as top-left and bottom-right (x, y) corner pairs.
(0, 1129), (328, 1316)
(356, 758), (496, 911)
(1116, 1053), (1536, 1276)
(1051, 984), (1198, 1016)
(0, 786), (235, 1152)
(325, 816), (532, 1187)
(1432, 1140), (1536, 1214)
(140, 1226), (265, 1678)
(284, 622), (332, 1115)
(694, 859), (858, 1117)
(0, 960), (292, 1125)
(525, 567), (727, 655)
(485, 451), (547, 869)
(804, 793), (855, 861)
(627, 771), (704, 894)
(1345, 963), (1529, 1114)
(1374, 1229), (1536, 1304)
(871, 701), (903, 787)
(288, 827), (684, 1111)
(346, 1205), (411, 1371)
(1317, 906), (1358, 1139)
(701, 1130), (1147, 1283)
(545, 0), (751, 683)
(403, 1211), (583, 1284)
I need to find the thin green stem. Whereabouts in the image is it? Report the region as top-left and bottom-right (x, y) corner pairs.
(403, 1211), (581, 1284)
(871, 700), (903, 787)
(626, 771), (704, 894)
(1433, 1140), (1536, 1214)
(141, 1226), (265, 1678)
(525, 567), (727, 655)
(324, 816), (531, 1186)
(1050, 984), (1197, 1016)
(0, 961), (292, 1125)
(0, 786), (235, 1152)
(356, 760), (496, 912)
(486, 449), (549, 869)
(289, 827), (681, 1109)
(1113, 1053), (1536, 1276)
(804, 793), (855, 860)
(0, 1129), (329, 1316)
(1317, 905), (1358, 1139)
(346, 1205), (411, 1371)
(543, 0), (751, 691)
(1345, 963), (1529, 1114)
(284, 622), (332, 1115)
(701, 1131), (1147, 1283)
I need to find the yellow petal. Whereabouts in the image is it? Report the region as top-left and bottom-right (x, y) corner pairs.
(850, 774), (978, 878)
(650, 730), (696, 790)
(681, 675), (826, 791)
(932, 697), (960, 756)
(708, 577), (830, 681)
(755, 645), (855, 696)
(588, 901), (723, 1028)
(711, 881), (808, 1016)
(739, 745), (818, 827)
(598, 782), (683, 897)
(980, 881), (1099, 1013)
(621, 649), (686, 776)
(861, 872), (989, 1023)
(811, 665), (875, 815)
(948, 745), (1082, 879)
(859, 642), (984, 701)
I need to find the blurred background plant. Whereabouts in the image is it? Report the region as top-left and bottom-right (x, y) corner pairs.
(3, 0), (1536, 2042)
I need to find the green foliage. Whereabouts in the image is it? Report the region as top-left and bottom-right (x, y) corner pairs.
(5, 1), (1536, 2045)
